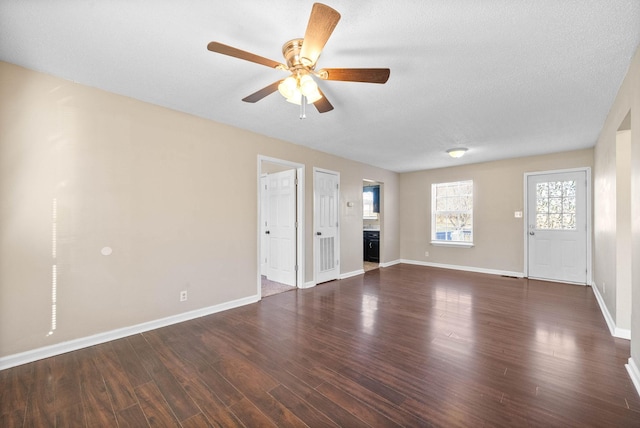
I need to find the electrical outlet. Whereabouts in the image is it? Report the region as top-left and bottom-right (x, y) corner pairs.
(180, 290), (188, 302)
(424, 251), (429, 257)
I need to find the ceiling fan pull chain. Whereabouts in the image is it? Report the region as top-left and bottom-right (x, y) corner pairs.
(300, 95), (307, 119)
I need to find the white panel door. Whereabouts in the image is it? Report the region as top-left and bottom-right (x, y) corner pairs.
(260, 175), (268, 276)
(314, 169), (339, 284)
(266, 169), (296, 286)
(527, 170), (587, 284)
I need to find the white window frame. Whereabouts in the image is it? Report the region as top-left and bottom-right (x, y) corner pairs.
(363, 187), (378, 220)
(431, 180), (474, 248)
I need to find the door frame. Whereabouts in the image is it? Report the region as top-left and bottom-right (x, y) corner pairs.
(363, 179), (384, 265)
(523, 167), (592, 284)
(313, 167), (340, 285)
(257, 155), (305, 297)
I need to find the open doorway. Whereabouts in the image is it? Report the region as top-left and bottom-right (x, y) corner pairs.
(258, 156), (305, 298)
(363, 180), (382, 272)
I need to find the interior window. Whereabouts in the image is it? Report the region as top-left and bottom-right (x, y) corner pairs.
(363, 186), (379, 219)
(431, 180), (473, 244)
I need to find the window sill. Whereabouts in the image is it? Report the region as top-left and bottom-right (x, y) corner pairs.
(430, 241), (474, 248)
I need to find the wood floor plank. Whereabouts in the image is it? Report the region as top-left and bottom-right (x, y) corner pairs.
(76, 347), (119, 426)
(116, 404), (151, 428)
(92, 342), (138, 411)
(268, 384), (339, 428)
(111, 337), (152, 388)
(53, 352), (83, 415)
(229, 397), (278, 428)
(180, 413), (214, 428)
(192, 361), (244, 407)
(1, 264), (639, 426)
(317, 366), (431, 427)
(316, 380), (404, 427)
(179, 375), (244, 427)
(0, 363), (31, 424)
(128, 334), (201, 422)
(0, 409), (26, 428)
(212, 356), (307, 427)
(55, 402), (85, 428)
(134, 381), (180, 427)
(23, 359), (54, 427)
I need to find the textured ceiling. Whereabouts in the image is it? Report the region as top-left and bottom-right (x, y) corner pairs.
(1, 1), (639, 172)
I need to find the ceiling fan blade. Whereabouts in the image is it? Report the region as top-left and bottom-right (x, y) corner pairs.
(313, 87), (334, 113)
(242, 81), (282, 103)
(207, 42), (286, 69)
(299, 3), (341, 67)
(318, 68), (390, 84)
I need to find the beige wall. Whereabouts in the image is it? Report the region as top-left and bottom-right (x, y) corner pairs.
(399, 149), (594, 274)
(0, 62), (399, 358)
(593, 44), (640, 363)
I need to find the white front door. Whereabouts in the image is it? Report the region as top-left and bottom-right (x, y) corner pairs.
(266, 169), (296, 286)
(314, 169), (340, 284)
(527, 170), (588, 284)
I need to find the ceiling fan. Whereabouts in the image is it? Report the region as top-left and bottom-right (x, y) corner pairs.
(207, 3), (390, 115)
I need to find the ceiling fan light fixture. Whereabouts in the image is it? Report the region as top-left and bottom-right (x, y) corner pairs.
(278, 76), (298, 99)
(299, 74), (318, 97)
(207, 3), (387, 115)
(286, 90), (303, 105)
(447, 148), (468, 158)
(305, 88), (322, 104)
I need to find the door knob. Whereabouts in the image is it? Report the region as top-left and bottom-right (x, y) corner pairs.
(529, 231), (535, 235)
(316, 232), (322, 236)
(265, 230), (270, 234)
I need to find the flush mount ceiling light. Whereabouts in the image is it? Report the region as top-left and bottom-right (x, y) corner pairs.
(447, 148), (468, 158)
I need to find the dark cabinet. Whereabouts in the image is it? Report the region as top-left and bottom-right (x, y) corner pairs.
(363, 231), (380, 262)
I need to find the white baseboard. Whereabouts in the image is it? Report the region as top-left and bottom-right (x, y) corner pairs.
(300, 281), (316, 289)
(590, 281), (631, 340)
(380, 259), (401, 268)
(0, 294), (259, 371)
(399, 259), (524, 278)
(626, 358), (640, 398)
(340, 269), (364, 279)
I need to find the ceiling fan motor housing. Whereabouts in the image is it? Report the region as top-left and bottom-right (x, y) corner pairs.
(282, 38), (314, 70)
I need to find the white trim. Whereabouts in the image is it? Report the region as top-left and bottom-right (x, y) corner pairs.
(0, 294), (258, 371)
(590, 281), (631, 340)
(400, 259), (523, 278)
(257, 156), (305, 296)
(626, 358), (640, 398)
(430, 241), (474, 248)
(301, 281), (316, 289)
(340, 269), (365, 279)
(523, 167), (592, 284)
(380, 259), (400, 268)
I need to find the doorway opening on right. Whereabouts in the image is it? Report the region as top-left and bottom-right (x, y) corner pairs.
(363, 179), (382, 272)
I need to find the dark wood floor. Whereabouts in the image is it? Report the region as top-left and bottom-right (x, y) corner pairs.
(2, 264), (639, 427)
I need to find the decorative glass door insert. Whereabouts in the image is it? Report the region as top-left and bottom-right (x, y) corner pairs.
(535, 180), (576, 230)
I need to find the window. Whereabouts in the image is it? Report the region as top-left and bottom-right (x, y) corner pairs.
(535, 180), (576, 230)
(363, 186), (379, 219)
(431, 180), (473, 245)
